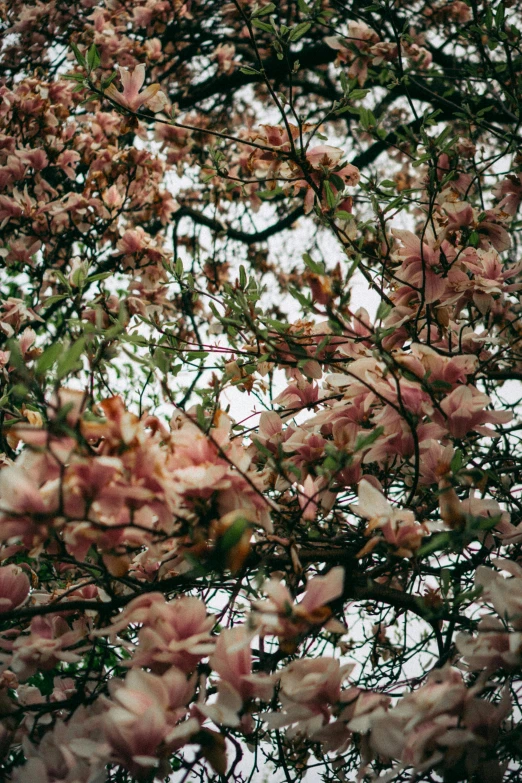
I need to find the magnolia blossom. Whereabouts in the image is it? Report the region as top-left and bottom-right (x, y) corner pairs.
(324, 21), (380, 84)
(265, 657), (354, 740)
(369, 666), (510, 776)
(251, 567), (345, 646)
(306, 145), (344, 169)
(297, 151), (360, 213)
(105, 64), (167, 113)
(199, 626), (277, 730)
(8, 616), (87, 681)
(104, 668), (198, 778)
(0, 564), (30, 613)
(354, 479), (427, 557)
(494, 173), (522, 215)
(456, 616), (522, 671)
(433, 385), (512, 438)
(475, 565), (522, 630)
(298, 474), (325, 521)
(391, 228), (446, 303)
(100, 593), (215, 673)
(12, 704), (109, 783)
(209, 626), (274, 704)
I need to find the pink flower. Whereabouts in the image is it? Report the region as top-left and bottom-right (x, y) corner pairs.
(47, 387), (86, 426)
(105, 65), (166, 113)
(433, 385), (512, 438)
(252, 567), (345, 646)
(369, 666), (511, 775)
(265, 657), (354, 739)
(12, 703), (109, 783)
(475, 565), (522, 630)
(306, 145), (344, 170)
(324, 22), (379, 85)
(0, 460), (60, 542)
(391, 228), (446, 303)
(0, 565), (30, 613)
(353, 479), (426, 558)
(298, 474), (322, 521)
(55, 150), (80, 179)
(494, 173), (522, 215)
(101, 593), (215, 674)
(105, 668), (197, 777)
(336, 162), (360, 186)
(397, 344), (477, 388)
(209, 626), (274, 703)
(9, 615), (86, 681)
(456, 616), (522, 671)
(212, 43), (236, 73)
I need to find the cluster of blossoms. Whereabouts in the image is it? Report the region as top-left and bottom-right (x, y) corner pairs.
(0, 71), (182, 330)
(0, 535), (351, 780)
(0, 395), (271, 574)
(2, 0), (522, 781)
(0, 386), (514, 780)
(325, 19), (433, 86)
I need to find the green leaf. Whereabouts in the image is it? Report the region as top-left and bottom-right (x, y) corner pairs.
(86, 272), (112, 284)
(383, 196), (405, 213)
(374, 297), (392, 320)
(265, 318), (289, 333)
(289, 286), (312, 308)
(239, 265), (247, 288)
(257, 186), (283, 200)
(334, 105), (360, 116)
(54, 269), (70, 289)
(101, 71), (118, 90)
(43, 294), (69, 308)
(430, 379), (453, 391)
(324, 180), (337, 209)
(125, 333), (148, 346)
(354, 426), (384, 453)
(36, 342), (63, 375)
(418, 532), (451, 557)
(349, 89), (370, 100)
(187, 351), (209, 360)
(468, 514), (501, 532)
(434, 126), (452, 147)
(252, 19), (273, 32)
(251, 2), (276, 17)
(288, 21), (312, 41)
(302, 252), (325, 275)
(86, 44), (100, 73)
(221, 517), (248, 551)
(56, 337), (86, 379)
(153, 348), (169, 373)
(70, 42), (86, 67)
(450, 450), (463, 473)
(468, 230), (480, 247)
(10, 385), (28, 403)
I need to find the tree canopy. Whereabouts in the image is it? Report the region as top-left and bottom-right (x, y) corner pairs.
(1, 0), (522, 780)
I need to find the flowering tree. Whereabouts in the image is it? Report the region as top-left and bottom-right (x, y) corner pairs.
(1, 0), (522, 780)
